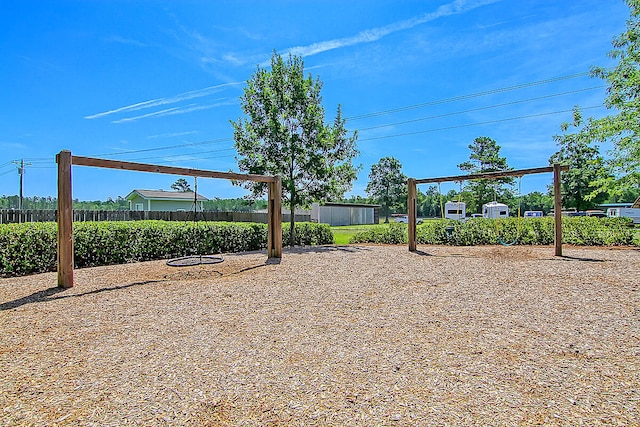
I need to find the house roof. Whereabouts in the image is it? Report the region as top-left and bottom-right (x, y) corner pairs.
(125, 189), (208, 201)
(598, 202), (634, 208)
(322, 202), (382, 208)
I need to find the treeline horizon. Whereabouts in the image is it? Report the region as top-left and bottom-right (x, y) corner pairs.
(0, 195), (268, 212)
(1, 189), (636, 217)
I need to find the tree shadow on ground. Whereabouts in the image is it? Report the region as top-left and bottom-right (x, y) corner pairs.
(555, 255), (605, 263)
(410, 249), (478, 259)
(0, 280), (165, 311)
(284, 245), (372, 255)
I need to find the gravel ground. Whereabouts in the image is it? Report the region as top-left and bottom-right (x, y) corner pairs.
(1, 244), (639, 426)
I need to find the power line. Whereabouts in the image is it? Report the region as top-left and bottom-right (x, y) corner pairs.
(112, 147), (236, 163)
(346, 71), (593, 121)
(82, 137), (233, 158)
(357, 105), (604, 142)
(23, 157), (51, 162)
(14, 148), (237, 169)
(357, 86), (605, 132)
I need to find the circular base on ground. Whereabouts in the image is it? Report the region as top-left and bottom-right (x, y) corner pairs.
(166, 255), (224, 267)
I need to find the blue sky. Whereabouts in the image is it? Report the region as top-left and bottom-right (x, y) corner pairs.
(0, 0), (630, 202)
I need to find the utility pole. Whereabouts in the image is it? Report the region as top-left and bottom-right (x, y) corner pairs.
(12, 159), (32, 210)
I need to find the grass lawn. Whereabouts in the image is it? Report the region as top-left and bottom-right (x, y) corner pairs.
(331, 223), (391, 244)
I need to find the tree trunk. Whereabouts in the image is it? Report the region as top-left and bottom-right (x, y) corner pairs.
(384, 186), (389, 223)
(289, 204), (296, 247)
(289, 174), (296, 247)
(289, 150), (296, 247)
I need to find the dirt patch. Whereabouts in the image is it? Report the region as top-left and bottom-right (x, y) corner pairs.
(1, 245), (638, 426)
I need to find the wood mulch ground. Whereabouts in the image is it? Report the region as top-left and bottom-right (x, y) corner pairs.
(0, 245), (638, 426)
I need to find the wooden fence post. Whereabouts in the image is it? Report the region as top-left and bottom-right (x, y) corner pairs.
(267, 176), (282, 258)
(408, 178), (417, 252)
(57, 150), (74, 288)
(553, 163), (563, 257)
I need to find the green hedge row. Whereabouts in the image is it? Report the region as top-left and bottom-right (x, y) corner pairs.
(0, 221), (333, 277)
(350, 217), (639, 246)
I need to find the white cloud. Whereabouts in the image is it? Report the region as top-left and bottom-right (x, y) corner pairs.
(282, 0), (501, 59)
(147, 131), (199, 139)
(111, 99), (238, 124)
(198, 0), (501, 68)
(111, 106), (189, 123)
(104, 35), (148, 48)
(86, 82), (243, 120)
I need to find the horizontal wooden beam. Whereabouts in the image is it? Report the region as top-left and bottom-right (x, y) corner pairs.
(413, 165), (569, 185)
(61, 153), (276, 183)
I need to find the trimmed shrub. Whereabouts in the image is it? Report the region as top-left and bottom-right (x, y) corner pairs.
(350, 222), (408, 244)
(283, 222), (334, 246)
(562, 217), (635, 246)
(0, 222), (57, 276)
(350, 217), (638, 247)
(0, 220), (332, 277)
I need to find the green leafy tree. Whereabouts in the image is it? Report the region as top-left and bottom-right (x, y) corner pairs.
(566, 0), (640, 198)
(171, 178), (191, 192)
(603, 187), (640, 203)
(458, 136), (514, 213)
(232, 52), (359, 245)
(202, 197), (268, 212)
(339, 195), (375, 205)
(365, 157), (407, 223)
(417, 185), (442, 218)
(550, 108), (611, 211)
(519, 191), (555, 214)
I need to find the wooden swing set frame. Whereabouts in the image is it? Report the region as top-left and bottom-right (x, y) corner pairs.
(56, 150), (282, 288)
(406, 163), (568, 256)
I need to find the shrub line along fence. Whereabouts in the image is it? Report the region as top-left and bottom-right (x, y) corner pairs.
(0, 209), (310, 224)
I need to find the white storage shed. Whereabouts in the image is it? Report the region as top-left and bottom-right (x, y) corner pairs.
(311, 202), (380, 226)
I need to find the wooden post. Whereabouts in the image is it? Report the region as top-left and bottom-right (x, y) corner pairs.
(57, 150), (74, 288)
(408, 178), (417, 252)
(267, 176), (282, 258)
(553, 163), (563, 257)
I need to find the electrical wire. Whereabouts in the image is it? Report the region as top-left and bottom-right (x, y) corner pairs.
(357, 86), (604, 132)
(10, 72), (604, 165)
(357, 105), (604, 142)
(70, 72), (600, 158)
(346, 71), (593, 121)
(22, 157), (51, 162)
(83, 137), (233, 158)
(109, 147), (236, 163)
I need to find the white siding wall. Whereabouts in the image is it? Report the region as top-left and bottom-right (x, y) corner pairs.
(316, 205), (375, 226)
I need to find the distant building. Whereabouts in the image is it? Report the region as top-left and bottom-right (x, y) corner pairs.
(444, 201), (466, 220)
(598, 202), (635, 209)
(482, 201), (510, 219)
(125, 189), (208, 212)
(311, 202), (380, 226)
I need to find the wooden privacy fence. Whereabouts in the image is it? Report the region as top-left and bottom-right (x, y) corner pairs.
(0, 209), (309, 224)
(56, 150), (282, 288)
